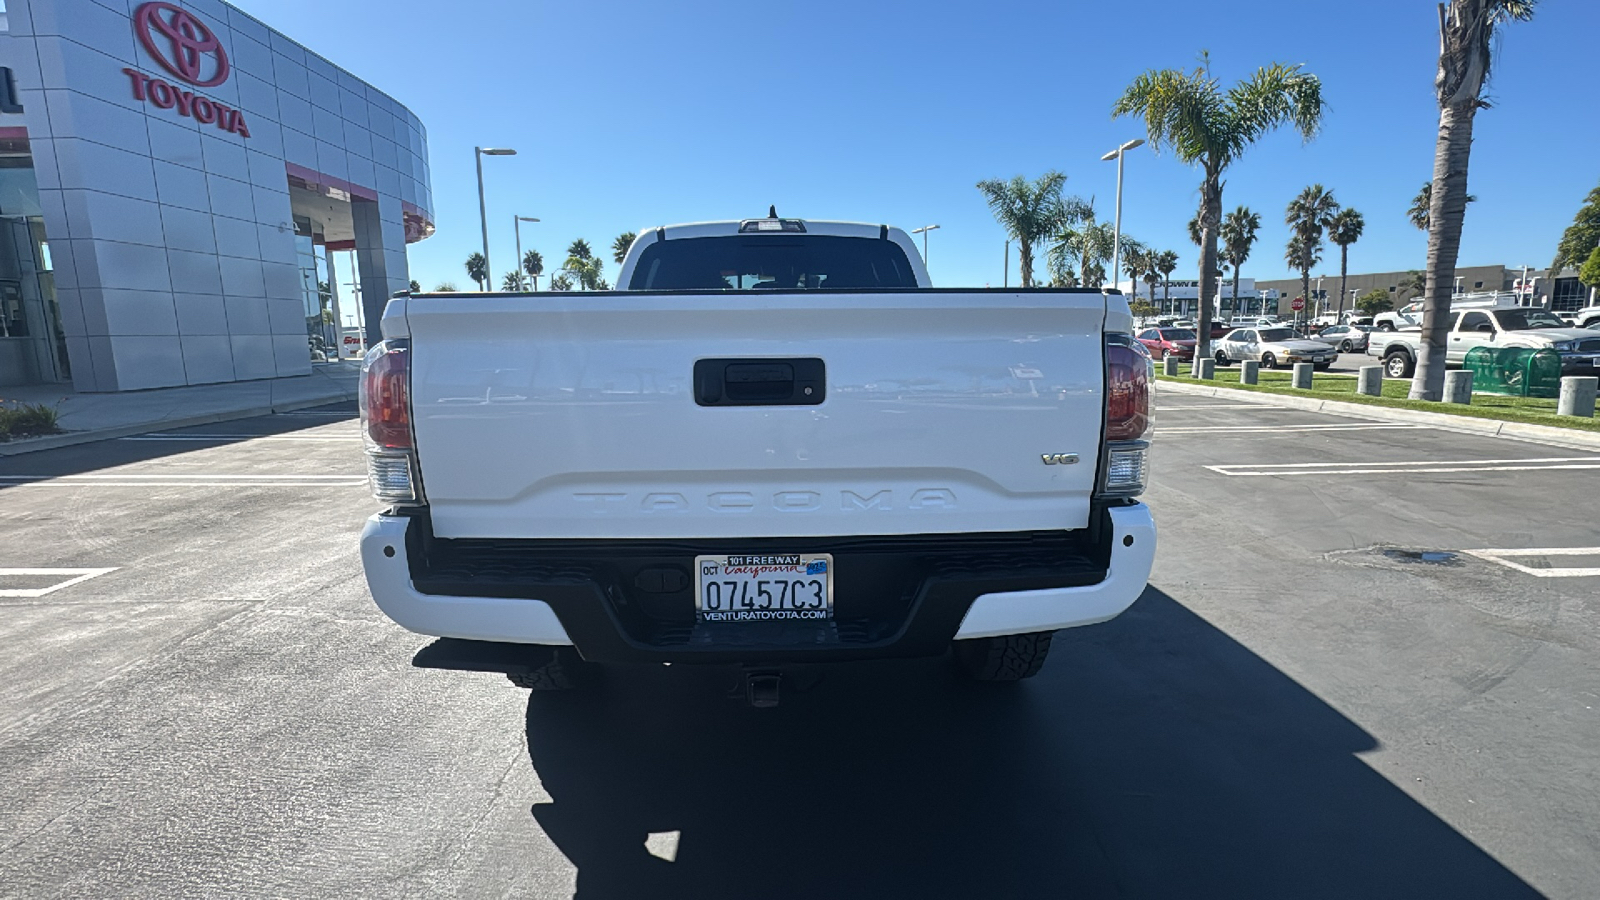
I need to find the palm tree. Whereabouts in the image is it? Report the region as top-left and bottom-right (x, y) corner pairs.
(612, 232), (637, 266)
(564, 255), (604, 291)
(1154, 250), (1179, 311)
(549, 274), (573, 292)
(464, 252), (488, 291)
(1048, 212), (1116, 290)
(976, 172), (1088, 288)
(1400, 270), (1427, 303)
(1114, 55), (1325, 356)
(1284, 233), (1323, 318)
(433, 282), (458, 292)
(1413, 0), (1536, 402)
(1120, 243), (1150, 303)
(567, 239), (594, 261)
(1219, 206), (1261, 316)
(1409, 181), (1478, 232)
(501, 271), (524, 291)
(1285, 185), (1340, 318)
(1327, 209), (1366, 321)
(1186, 214), (1203, 248)
(408, 279), (421, 293)
(522, 249), (544, 290)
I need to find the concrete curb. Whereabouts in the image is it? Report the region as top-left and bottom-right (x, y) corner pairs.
(0, 387), (358, 458)
(1156, 377), (1600, 452)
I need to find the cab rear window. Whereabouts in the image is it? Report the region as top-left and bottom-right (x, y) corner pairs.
(628, 236), (917, 291)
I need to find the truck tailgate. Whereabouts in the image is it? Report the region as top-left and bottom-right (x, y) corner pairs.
(402, 291), (1107, 539)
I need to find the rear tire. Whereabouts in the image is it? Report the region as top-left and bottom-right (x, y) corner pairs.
(1384, 351), (1415, 379)
(1339, 340), (1352, 353)
(954, 632), (1054, 682)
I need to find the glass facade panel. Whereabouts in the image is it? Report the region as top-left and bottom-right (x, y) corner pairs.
(294, 215), (339, 361)
(0, 141), (67, 385)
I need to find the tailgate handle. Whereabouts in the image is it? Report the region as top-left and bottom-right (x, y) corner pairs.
(694, 358), (825, 407)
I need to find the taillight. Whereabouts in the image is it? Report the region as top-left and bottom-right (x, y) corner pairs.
(359, 340), (422, 504)
(362, 341), (411, 449)
(1100, 336), (1152, 498)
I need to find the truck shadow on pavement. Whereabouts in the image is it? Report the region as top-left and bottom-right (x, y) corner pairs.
(521, 586), (1542, 900)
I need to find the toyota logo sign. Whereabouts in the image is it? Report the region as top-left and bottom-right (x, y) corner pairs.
(134, 2), (230, 88)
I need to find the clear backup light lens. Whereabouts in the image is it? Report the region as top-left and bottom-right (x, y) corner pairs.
(367, 453), (417, 503)
(1103, 447), (1148, 495)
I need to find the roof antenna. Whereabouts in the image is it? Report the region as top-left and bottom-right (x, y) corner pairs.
(768, 205), (778, 218)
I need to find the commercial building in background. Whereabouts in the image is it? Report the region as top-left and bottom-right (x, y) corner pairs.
(1110, 278), (1283, 318)
(1254, 264), (1585, 317)
(0, 0), (433, 391)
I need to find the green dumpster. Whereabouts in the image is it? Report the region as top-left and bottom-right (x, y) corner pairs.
(1463, 346), (1562, 398)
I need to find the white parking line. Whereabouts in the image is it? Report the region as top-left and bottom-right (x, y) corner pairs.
(1163, 423), (1424, 434)
(1207, 456), (1600, 477)
(120, 433), (360, 443)
(1463, 548), (1600, 578)
(0, 474), (365, 487)
(1154, 404), (1289, 411)
(0, 568), (119, 598)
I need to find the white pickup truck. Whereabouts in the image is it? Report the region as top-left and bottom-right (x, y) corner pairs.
(357, 214), (1156, 703)
(1369, 306), (1600, 379)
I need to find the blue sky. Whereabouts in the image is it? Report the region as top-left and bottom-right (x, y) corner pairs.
(234, 0), (1598, 291)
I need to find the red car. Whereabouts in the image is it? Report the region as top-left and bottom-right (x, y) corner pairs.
(1136, 327), (1198, 360)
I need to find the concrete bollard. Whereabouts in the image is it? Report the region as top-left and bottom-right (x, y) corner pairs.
(1163, 356), (1180, 377)
(1241, 360), (1260, 385)
(1558, 376), (1598, 418)
(1292, 362), (1314, 390)
(1444, 370), (1474, 404)
(1194, 358), (1216, 380)
(1357, 366), (1384, 397)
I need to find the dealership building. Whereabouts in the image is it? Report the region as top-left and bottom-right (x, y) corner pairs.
(0, 0), (433, 391)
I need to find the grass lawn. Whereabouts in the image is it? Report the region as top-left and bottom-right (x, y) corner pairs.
(1158, 363), (1600, 434)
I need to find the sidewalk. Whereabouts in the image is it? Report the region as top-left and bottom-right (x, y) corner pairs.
(0, 362), (361, 457)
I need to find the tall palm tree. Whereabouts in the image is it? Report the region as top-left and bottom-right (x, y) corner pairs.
(1120, 243), (1150, 303)
(1285, 185), (1340, 317)
(567, 239), (594, 261)
(1186, 214), (1203, 248)
(1049, 214), (1116, 290)
(464, 252), (487, 291)
(522, 249), (544, 290)
(549, 274), (573, 292)
(1413, 0), (1536, 402)
(501, 271), (524, 291)
(1409, 181), (1477, 232)
(612, 232), (637, 267)
(1141, 255), (1162, 302)
(1114, 55), (1326, 356)
(1285, 233), (1323, 319)
(976, 172), (1087, 288)
(1327, 208), (1366, 321)
(1154, 250), (1179, 311)
(1219, 206), (1261, 316)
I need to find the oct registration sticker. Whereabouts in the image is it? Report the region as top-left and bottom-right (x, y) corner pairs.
(694, 554), (833, 622)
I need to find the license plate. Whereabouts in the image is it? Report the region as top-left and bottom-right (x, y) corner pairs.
(695, 554), (832, 622)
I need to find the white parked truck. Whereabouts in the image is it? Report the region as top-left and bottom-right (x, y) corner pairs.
(357, 214), (1157, 703)
(1368, 307), (1600, 378)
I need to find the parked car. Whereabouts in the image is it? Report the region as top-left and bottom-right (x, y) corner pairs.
(357, 213), (1157, 698)
(1137, 327), (1197, 360)
(1310, 324), (1370, 353)
(1573, 305), (1600, 330)
(1367, 308), (1600, 378)
(1213, 326), (1337, 369)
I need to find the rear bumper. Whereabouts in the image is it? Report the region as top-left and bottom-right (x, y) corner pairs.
(360, 504), (1156, 664)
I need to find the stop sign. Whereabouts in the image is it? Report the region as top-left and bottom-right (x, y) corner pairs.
(1292, 297), (1305, 311)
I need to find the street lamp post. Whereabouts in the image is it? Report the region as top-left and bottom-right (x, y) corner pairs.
(474, 147), (516, 290)
(910, 224), (940, 271)
(1101, 138), (1145, 296)
(514, 215), (540, 290)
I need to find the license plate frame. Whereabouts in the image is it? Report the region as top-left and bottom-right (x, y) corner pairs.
(694, 554), (834, 622)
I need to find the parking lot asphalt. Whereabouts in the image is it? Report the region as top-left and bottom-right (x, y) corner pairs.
(1, 397), (1596, 898)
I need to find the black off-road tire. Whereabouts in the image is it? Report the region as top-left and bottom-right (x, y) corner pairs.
(954, 631), (1054, 682)
(506, 647), (586, 691)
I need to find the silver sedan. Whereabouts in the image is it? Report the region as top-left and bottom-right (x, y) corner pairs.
(1213, 327), (1338, 369)
(1310, 324), (1371, 353)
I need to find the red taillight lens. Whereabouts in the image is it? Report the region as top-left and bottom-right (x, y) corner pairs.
(361, 342), (411, 449)
(1106, 341), (1150, 441)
